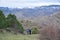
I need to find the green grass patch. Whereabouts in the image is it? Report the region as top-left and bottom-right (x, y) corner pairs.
(0, 32), (39, 40)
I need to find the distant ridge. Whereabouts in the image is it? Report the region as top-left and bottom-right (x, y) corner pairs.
(0, 5), (60, 19)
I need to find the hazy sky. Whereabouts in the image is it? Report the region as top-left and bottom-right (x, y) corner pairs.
(0, 0), (60, 8)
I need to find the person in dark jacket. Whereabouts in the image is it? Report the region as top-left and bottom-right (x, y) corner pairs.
(26, 29), (31, 35)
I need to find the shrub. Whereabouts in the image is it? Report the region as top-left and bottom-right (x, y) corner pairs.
(31, 27), (39, 34)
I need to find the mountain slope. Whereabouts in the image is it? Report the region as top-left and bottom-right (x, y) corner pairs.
(0, 5), (60, 19)
(35, 12), (60, 28)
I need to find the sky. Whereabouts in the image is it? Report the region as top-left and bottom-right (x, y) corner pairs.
(0, 0), (60, 8)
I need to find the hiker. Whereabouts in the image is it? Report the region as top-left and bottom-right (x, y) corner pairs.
(25, 29), (31, 35)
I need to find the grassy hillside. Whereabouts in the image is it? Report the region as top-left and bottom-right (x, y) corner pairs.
(0, 32), (39, 40)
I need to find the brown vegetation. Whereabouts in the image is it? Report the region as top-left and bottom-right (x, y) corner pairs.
(40, 25), (60, 40)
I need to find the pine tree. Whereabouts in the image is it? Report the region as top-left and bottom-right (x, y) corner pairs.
(6, 14), (24, 33)
(0, 10), (6, 29)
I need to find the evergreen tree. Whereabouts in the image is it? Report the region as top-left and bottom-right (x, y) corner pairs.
(6, 14), (24, 33)
(0, 10), (6, 29)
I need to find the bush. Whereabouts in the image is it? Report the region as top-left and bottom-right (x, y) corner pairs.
(40, 26), (60, 40)
(31, 28), (39, 34)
